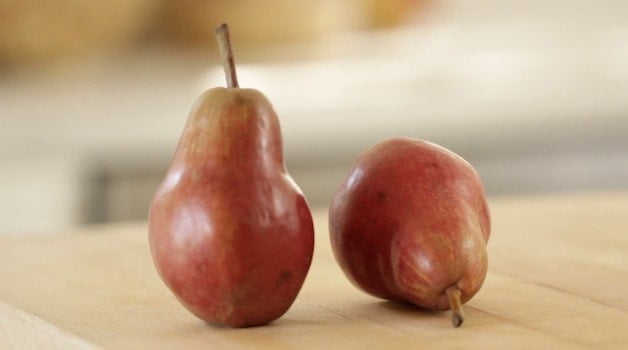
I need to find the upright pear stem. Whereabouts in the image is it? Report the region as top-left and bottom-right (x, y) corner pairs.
(445, 286), (464, 327)
(214, 23), (239, 88)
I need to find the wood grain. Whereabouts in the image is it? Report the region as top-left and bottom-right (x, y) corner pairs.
(1, 192), (627, 349)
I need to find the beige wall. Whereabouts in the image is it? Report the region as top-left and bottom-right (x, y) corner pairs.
(1, 0), (628, 233)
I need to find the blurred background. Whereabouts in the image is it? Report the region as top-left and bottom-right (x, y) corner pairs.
(1, 0), (627, 234)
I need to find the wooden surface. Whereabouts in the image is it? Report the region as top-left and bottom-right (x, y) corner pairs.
(1, 192), (628, 349)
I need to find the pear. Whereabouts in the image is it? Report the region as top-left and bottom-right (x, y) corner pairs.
(148, 24), (314, 327)
(329, 137), (490, 327)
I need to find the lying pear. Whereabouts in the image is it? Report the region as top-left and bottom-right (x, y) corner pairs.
(148, 24), (314, 327)
(329, 137), (490, 327)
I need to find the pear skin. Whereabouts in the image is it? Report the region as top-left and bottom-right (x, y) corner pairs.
(148, 24), (314, 327)
(329, 137), (490, 327)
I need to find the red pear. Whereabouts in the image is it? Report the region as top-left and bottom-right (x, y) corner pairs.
(329, 137), (490, 326)
(148, 24), (314, 327)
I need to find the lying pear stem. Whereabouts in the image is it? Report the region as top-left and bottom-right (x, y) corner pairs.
(445, 286), (464, 327)
(214, 23), (239, 88)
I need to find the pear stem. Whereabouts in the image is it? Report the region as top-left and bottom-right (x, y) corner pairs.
(214, 23), (239, 88)
(445, 286), (464, 327)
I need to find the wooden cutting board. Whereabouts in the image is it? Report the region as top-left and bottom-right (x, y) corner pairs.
(1, 192), (627, 349)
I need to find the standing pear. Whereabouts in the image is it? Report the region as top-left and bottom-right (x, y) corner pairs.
(148, 23), (314, 327)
